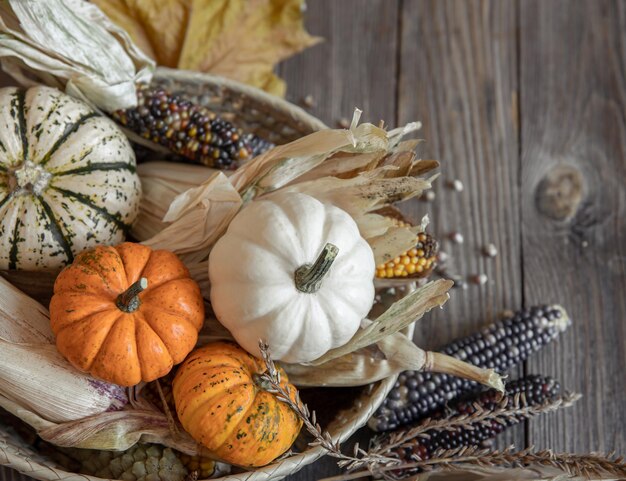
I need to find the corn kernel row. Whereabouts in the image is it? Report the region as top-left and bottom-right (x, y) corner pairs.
(376, 232), (438, 279)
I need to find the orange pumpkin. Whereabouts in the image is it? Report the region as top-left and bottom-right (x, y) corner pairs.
(50, 243), (204, 386)
(173, 342), (302, 467)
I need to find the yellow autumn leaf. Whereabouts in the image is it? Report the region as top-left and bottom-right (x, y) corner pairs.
(91, 0), (321, 96)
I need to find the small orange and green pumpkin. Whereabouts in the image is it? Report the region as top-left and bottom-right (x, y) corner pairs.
(172, 341), (302, 467)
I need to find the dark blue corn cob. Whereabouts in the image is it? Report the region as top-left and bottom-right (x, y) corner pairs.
(388, 375), (561, 466)
(369, 305), (570, 432)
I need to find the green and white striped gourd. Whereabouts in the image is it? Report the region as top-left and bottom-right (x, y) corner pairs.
(0, 86), (141, 270)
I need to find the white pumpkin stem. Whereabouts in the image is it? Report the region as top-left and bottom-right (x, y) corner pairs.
(294, 243), (339, 294)
(116, 277), (148, 313)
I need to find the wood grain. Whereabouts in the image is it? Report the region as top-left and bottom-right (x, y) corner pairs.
(277, 0), (399, 127)
(519, 0), (626, 453)
(2, 2), (625, 481)
(279, 1), (401, 479)
(396, 0), (524, 450)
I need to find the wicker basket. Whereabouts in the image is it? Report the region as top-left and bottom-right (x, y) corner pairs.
(0, 68), (406, 481)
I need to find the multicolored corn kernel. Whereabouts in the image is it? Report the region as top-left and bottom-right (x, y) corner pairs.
(369, 305), (570, 431)
(54, 443), (189, 481)
(178, 453), (218, 479)
(389, 375), (561, 465)
(376, 230), (438, 279)
(112, 84), (274, 169)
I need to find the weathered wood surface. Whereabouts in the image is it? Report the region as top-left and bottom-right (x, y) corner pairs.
(282, 0), (626, 479)
(1, 1), (624, 481)
(520, 0), (626, 455)
(395, 0), (524, 454)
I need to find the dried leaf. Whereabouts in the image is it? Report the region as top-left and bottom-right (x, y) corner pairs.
(178, 0), (321, 96)
(0, 0), (154, 111)
(92, 0), (321, 96)
(91, 0), (188, 68)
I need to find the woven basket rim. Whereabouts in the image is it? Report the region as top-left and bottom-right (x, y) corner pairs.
(153, 66), (329, 134)
(0, 69), (405, 481)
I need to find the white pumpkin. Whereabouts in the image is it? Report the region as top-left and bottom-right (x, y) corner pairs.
(0, 86), (141, 270)
(209, 192), (375, 363)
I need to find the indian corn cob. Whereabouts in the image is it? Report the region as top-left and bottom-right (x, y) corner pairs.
(369, 305), (570, 431)
(112, 84), (274, 169)
(388, 375), (561, 466)
(376, 230), (438, 279)
(50, 443), (223, 481)
(374, 215), (438, 279)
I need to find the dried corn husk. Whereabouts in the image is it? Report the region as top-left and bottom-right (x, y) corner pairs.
(284, 341), (404, 387)
(0, 0), (153, 111)
(273, 173), (434, 264)
(0, 281), (128, 427)
(0, 341), (127, 423)
(132, 162), (221, 241)
(135, 113), (436, 270)
(0, 276), (52, 344)
(311, 280), (451, 365)
(230, 128), (357, 201)
(284, 330), (444, 387)
(299, 280), (504, 392)
(141, 171), (242, 265)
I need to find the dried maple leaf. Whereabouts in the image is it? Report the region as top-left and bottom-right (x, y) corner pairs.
(92, 0), (321, 96)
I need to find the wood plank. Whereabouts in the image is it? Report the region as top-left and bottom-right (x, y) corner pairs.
(396, 0), (523, 450)
(520, 0), (626, 453)
(279, 1), (401, 479)
(278, 0), (399, 127)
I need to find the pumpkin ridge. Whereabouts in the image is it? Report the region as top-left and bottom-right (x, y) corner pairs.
(112, 243), (152, 287)
(49, 145), (95, 174)
(138, 306), (200, 341)
(54, 265), (120, 297)
(38, 112), (99, 166)
(138, 274), (191, 294)
(52, 304), (118, 335)
(56, 309), (122, 371)
(54, 161), (137, 177)
(35, 194), (74, 265)
(191, 382), (257, 449)
(7, 210), (21, 270)
(28, 90), (64, 141)
(174, 369), (253, 417)
(15, 89), (28, 162)
(133, 313), (173, 381)
(50, 186), (130, 233)
(89, 312), (141, 386)
(0, 191), (12, 213)
(132, 310), (173, 357)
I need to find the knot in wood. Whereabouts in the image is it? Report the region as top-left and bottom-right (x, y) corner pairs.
(535, 164), (584, 221)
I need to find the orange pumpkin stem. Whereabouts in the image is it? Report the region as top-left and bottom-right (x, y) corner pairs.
(116, 277), (148, 313)
(294, 243), (339, 294)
